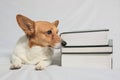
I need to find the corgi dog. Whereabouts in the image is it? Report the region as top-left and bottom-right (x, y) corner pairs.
(10, 14), (65, 70)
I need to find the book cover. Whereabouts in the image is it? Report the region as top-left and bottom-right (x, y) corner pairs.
(61, 46), (113, 54)
(61, 29), (109, 46)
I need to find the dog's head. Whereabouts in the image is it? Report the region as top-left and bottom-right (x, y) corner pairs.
(16, 14), (64, 48)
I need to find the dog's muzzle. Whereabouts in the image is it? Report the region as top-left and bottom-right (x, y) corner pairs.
(54, 40), (67, 49)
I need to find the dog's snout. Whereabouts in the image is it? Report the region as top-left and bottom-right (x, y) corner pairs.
(61, 40), (67, 46)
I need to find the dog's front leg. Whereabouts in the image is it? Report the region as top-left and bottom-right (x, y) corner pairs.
(10, 55), (22, 70)
(35, 60), (51, 70)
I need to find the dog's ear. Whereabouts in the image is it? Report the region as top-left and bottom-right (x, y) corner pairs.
(16, 14), (35, 36)
(52, 20), (59, 27)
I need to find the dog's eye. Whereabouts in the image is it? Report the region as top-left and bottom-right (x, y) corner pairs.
(47, 30), (52, 35)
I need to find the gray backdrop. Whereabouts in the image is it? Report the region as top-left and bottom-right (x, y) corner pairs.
(0, 0), (120, 69)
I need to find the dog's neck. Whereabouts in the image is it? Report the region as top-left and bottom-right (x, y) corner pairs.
(26, 35), (43, 48)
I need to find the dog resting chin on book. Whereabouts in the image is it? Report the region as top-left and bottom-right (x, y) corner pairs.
(10, 14), (66, 70)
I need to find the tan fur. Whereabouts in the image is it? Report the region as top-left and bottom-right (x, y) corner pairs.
(16, 14), (61, 48)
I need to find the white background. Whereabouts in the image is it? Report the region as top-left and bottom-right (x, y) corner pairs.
(0, 0), (120, 69)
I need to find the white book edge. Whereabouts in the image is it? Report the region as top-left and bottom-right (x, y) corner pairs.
(61, 54), (112, 69)
(62, 46), (112, 53)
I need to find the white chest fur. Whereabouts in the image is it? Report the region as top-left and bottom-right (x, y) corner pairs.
(12, 35), (53, 65)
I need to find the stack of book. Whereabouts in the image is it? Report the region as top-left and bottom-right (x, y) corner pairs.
(60, 29), (113, 69)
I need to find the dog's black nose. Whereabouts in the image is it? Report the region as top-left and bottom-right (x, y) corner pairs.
(61, 40), (67, 47)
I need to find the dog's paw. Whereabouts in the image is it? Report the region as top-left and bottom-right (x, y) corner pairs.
(35, 64), (46, 70)
(10, 64), (21, 70)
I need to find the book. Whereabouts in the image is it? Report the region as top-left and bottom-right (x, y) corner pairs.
(61, 54), (112, 69)
(61, 46), (113, 54)
(61, 40), (113, 69)
(61, 39), (113, 53)
(60, 29), (109, 46)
